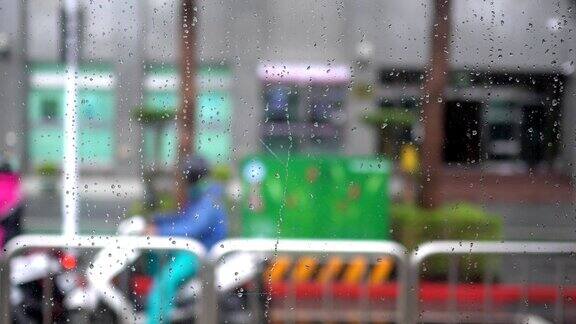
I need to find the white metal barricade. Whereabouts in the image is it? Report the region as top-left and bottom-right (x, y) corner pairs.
(4, 237), (576, 323)
(0, 234), (205, 324)
(406, 241), (576, 324)
(200, 238), (408, 324)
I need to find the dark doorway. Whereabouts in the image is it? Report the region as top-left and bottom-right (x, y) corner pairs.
(443, 101), (482, 164)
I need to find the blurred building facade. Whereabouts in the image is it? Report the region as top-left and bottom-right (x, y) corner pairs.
(1, 0), (576, 235)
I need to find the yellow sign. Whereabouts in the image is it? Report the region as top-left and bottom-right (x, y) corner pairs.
(400, 144), (419, 174)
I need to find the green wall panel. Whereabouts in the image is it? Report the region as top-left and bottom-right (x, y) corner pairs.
(240, 155), (391, 240)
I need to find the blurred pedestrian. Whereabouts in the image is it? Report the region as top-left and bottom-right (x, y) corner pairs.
(0, 154), (23, 249)
(145, 156), (228, 324)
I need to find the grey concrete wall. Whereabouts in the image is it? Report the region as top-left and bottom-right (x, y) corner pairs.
(263, 0), (348, 62)
(451, 0), (573, 71)
(351, 0), (430, 68)
(26, 0), (59, 61)
(23, 0), (576, 69)
(108, 0), (145, 177)
(0, 0), (27, 169)
(81, 0), (120, 61)
(144, 0), (179, 62)
(227, 0), (267, 159)
(353, 0), (573, 71)
(197, 0), (231, 62)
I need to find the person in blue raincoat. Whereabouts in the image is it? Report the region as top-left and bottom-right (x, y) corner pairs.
(145, 156), (228, 323)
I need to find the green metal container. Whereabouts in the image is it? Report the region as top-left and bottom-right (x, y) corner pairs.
(240, 155), (391, 240)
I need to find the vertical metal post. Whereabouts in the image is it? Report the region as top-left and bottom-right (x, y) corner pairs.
(248, 278), (263, 324)
(0, 258), (11, 324)
(322, 277), (334, 322)
(519, 258), (529, 315)
(405, 258), (420, 324)
(42, 276), (53, 324)
(288, 276), (296, 324)
(62, 0), (80, 237)
(447, 255), (458, 323)
(200, 261), (218, 324)
(397, 256), (409, 324)
(554, 259), (565, 323)
(482, 258), (494, 323)
(359, 281), (369, 324)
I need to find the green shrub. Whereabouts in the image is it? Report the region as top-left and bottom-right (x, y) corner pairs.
(128, 191), (178, 218)
(391, 202), (502, 282)
(363, 108), (417, 127)
(132, 106), (175, 124)
(390, 203), (425, 250)
(211, 164), (233, 182)
(425, 203), (502, 241)
(36, 162), (60, 176)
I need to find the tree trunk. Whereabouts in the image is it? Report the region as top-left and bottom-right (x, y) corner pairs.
(176, 0), (198, 208)
(420, 0), (451, 209)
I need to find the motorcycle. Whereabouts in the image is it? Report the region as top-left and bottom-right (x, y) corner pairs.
(1, 162), (73, 323)
(64, 216), (263, 324)
(10, 247), (81, 324)
(5, 209), (80, 323)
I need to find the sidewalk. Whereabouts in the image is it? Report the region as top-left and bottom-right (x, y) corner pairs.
(22, 176), (144, 200)
(21, 176), (143, 234)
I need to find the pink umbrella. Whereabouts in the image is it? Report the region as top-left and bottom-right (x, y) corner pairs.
(0, 173), (22, 219)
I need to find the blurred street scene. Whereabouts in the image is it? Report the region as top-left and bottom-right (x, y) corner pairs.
(1, 0), (576, 323)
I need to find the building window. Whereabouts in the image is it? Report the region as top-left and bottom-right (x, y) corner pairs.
(371, 96), (419, 160)
(28, 64), (116, 168)
(308, 85), (345, 124)
(258, 63), (350, 155)
(521, 104), (546, 167)
(40, 99), (58, 123)
(377, 69), (565, 171)
(264, 85), (298, 122)
(261, 83), (346, 154)
(443, 100), (482, 165)
(485, 100), (522, 162)
(142, 64), (233, 167)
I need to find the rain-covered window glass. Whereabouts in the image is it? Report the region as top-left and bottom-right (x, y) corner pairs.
(2, 1), (576, 323)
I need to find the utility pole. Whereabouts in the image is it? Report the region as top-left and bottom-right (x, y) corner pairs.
(176, 0), (198, 207)
(420, 0), (451, 209)
(62, 0), (80, 236)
